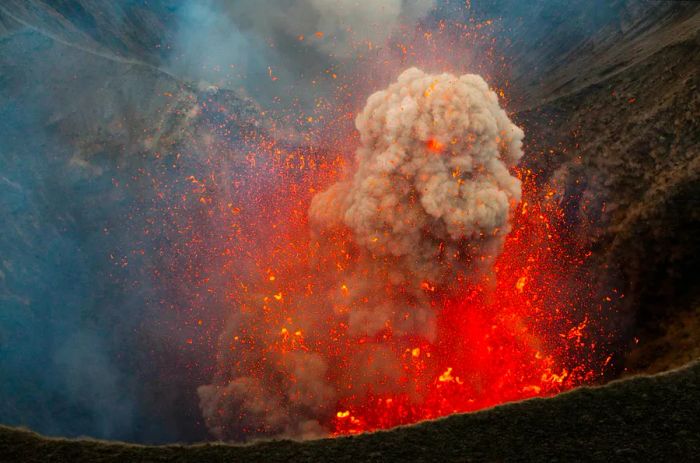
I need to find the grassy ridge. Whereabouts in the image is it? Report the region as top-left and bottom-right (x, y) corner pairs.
(1, 361), (698, 462)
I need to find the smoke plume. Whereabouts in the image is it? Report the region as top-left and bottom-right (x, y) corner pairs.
(198, 68), (524, 440)
(169, 0), (436, 109)
(311, 67), (524, 283)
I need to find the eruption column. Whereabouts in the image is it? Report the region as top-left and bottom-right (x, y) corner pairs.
(311, 67), (524, 285)
(198, 68), (525, 440)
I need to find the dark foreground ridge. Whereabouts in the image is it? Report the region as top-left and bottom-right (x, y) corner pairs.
(1, 361), (698, 462)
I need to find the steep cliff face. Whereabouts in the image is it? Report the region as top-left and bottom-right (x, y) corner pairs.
(501, 1), (700, 108)
(517, 15), (700, 372)
(0, 0), (698, 444)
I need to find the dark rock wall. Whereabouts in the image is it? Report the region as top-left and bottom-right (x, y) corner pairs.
(518, 30), (700, 369)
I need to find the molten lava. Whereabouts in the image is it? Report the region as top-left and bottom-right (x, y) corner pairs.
(331, 170), (603, 435)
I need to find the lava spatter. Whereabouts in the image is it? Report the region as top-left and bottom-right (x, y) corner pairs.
(197, 69), (611, 441)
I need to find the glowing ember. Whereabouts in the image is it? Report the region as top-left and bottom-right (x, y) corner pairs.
(426, 138), (445, 153)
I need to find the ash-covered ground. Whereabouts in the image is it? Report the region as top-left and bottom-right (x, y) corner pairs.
(0, 0), (698, 451)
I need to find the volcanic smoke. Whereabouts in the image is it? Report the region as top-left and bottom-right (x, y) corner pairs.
(311, 68), (524, 285)
(198, 68), (593, 440)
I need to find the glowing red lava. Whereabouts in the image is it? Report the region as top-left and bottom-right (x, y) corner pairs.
(207, 152), (613, 437)
(328, 170), (609, 435)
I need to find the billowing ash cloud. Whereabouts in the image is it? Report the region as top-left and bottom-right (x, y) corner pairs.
(198, 68), (524, 440)
(311, 67), (524, 284)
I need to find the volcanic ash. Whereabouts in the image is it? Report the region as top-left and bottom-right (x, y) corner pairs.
(311, 67), (524, 285)
(198, 68), (525, 440)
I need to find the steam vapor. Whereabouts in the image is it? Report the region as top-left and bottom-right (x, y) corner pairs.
(198, 68), (524, 440)
(171, 0), (436, 107)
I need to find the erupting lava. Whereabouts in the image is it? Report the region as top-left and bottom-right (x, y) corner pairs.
(197, 68), (612, 440)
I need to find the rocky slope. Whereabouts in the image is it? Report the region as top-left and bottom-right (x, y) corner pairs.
(517, 14), (700, 372)
(1, 360), (698, 462)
